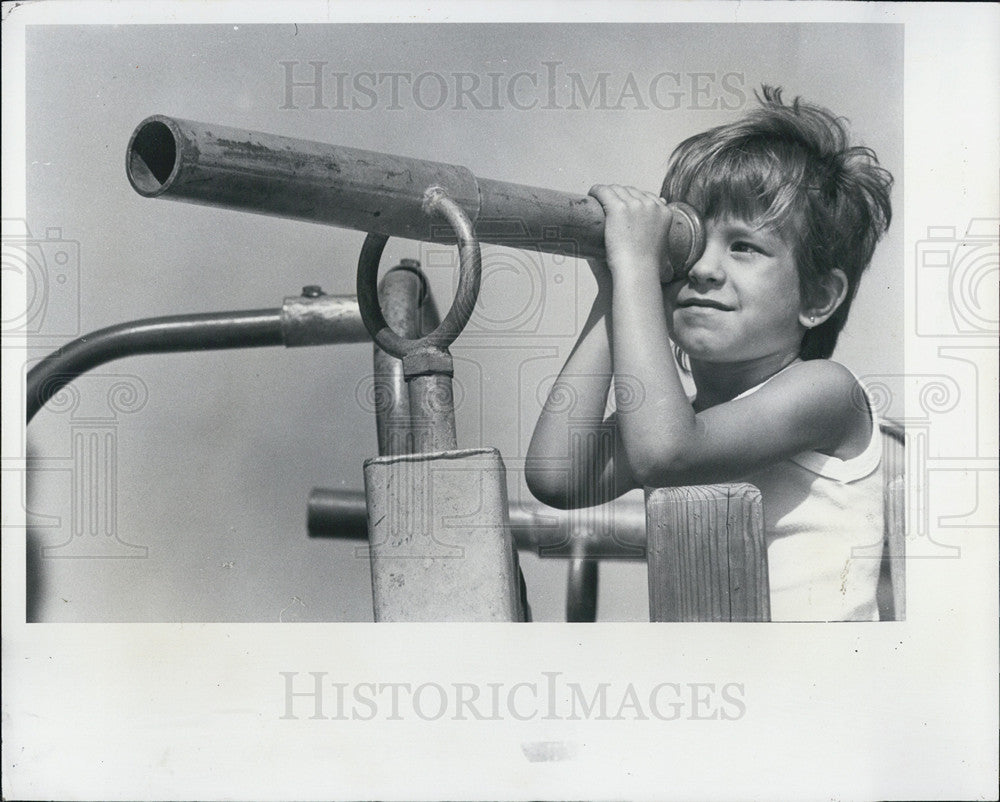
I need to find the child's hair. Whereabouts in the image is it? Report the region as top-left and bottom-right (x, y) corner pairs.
(660, 86), (893, 360)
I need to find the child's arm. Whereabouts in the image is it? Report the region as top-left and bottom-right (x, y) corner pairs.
(590, 185), (872, 487)
(525, 264), (640, 509)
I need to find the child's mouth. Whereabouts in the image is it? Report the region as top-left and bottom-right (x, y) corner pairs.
(677, 298), (733, 311)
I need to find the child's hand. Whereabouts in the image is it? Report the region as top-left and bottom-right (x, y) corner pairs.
(589, 184), (677, 283)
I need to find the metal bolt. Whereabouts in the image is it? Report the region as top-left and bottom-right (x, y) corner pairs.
(301, 285), (325, 298)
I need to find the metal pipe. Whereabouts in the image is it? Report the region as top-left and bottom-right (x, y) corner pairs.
(126, 115), (596, 255)
(307, 487), (647, 560)
(281, 291), (368, 346)
(373, 264), (425, 456)
(307, 488), (369, 542)
(27, 308), (281, 423)
(126, 116), (705, 275)
(566, 558), (599, 623)
(407, 373), (459, 452)
(26, 293), (369, 423)
(372, 261), (444, 456)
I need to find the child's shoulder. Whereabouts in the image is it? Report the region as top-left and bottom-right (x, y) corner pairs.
(730, 358), (860, 409)
(770, 358), (862, 393)
(729, 359), (868, 430)
(766, 359), (873, 458)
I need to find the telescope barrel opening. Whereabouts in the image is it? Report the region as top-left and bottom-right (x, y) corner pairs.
(128, 120), (177, 194)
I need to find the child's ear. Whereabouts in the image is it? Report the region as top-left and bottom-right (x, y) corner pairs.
(799, 268), (848, 328)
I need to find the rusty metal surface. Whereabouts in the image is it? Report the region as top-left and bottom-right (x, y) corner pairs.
(477, 180), (704, 281)
(475, 176), (605, 259)
(126, 115), (481, 243)
(363, 448), (524, 622)
(280, 293), (369, 347)
(661, 201), (705, 283)
(508, 499), (648, 559)
(126, 115), (706, 274)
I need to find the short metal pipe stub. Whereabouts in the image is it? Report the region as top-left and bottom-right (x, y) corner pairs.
(281, 294), (369, 347)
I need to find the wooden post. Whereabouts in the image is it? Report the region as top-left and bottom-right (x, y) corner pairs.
(880, 421), (906, 621)
(646, 483), (770, 622)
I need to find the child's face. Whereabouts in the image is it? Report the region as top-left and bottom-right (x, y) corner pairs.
(662, 216), (807, 365)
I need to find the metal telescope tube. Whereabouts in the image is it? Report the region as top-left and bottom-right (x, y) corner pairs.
(126, 116), (703, 273)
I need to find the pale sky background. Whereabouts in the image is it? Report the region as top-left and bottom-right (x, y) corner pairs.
(22, 23), (903, 622)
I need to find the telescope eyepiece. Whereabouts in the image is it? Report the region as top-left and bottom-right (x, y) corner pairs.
(662, 201), (705, 283)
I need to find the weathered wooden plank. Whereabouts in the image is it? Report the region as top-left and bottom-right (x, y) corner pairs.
(880, 421), (906, 621)
(646, 483), (770, 622)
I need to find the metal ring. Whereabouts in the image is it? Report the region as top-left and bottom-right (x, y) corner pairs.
(356, 187), (482, 359)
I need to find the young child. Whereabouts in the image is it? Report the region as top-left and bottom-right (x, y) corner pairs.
(525, 86), (894, 622)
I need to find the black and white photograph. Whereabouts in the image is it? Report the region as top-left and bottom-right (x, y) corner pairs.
(3, 2), (997, 800)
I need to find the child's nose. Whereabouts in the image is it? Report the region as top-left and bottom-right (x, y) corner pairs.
(685, 242), (726, 286)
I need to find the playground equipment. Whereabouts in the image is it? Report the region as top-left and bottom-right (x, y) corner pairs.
(26, 291), (367, 423)
(309, 272), (907, 622)
(124, 115), (704, 621)
(125, 115), (705, 282)
(357, 192), (524, 621)
(310, 429), (906, 623)
(25, 116), (904, 622)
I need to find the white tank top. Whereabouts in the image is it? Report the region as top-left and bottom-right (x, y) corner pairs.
(733, 363), (884, 621)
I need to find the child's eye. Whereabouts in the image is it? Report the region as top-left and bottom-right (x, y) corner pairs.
(731, 241), (763, 255)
